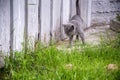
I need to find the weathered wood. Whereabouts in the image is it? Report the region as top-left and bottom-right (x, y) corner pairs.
(70, 0), (76, 18)
(13, 0), (25, 51)
(60, 0), (64, 40)
(28, 0), (38, 48)
(80, 0), (87, 28)
(0, 0), (10, 54)
(41, 0), (51, 44)
(60, 0), (70, 40)
(69, 0), (72, 20)
(87, 0), (92, 27)
(38, 0), (41, 41)
(63, 0), (70, 24)
(10, 0), (13, 58)
(25, 0), (28, 52)
(50, 0), (53, 44)
(52, 0), (61, 41)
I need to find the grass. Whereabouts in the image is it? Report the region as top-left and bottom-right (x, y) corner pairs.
(0, 35), (120, 80)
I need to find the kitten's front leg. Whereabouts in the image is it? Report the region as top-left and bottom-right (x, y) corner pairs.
(79, 33), (85, 44)
(69, 35), (73, 47)
(75, 34), (79, 42)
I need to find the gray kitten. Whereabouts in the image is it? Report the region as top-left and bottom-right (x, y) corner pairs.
(63, 0), (85, 47)
(63, 15), (85, 46)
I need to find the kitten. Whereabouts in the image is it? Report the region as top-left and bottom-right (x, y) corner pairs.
(63, 15), (85, 47)
(63, 0), (85, 47)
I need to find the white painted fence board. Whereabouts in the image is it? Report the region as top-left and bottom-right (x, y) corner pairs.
(80, 0), (89, 28)
(87, 0), (92, 27)
(28, 0), (38, 47)
(63, 0), (70, 24)
(28, 0), (38, 4)
(0, 0), (10, 54)
(13, 0), (25, 51)
(52, 0), (61, 41)
(71, 0), (76, 18)
(61, 0), (70, 40)
(41, 0), (51, 44)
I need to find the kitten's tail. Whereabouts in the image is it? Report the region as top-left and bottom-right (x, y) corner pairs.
(76, 0), (81, 16)
(76, 0), (87, 29)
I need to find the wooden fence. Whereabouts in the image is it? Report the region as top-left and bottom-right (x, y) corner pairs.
(0, 0), (92, 54)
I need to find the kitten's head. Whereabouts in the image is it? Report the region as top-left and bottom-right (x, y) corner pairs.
(63, 24), (74, 36)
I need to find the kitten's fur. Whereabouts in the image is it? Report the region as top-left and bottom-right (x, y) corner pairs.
(63, 0), (85, 47)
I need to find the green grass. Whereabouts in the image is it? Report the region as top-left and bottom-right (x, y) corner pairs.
(1, 35), (120, 80)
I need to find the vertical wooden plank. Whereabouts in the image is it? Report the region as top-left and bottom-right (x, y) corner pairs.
(25, 0), (28, 52)
(38, 0), (41, 41)
(52, 0), (61, 41)
(60, 0), (70, 40)
(0, 0), (10, 54)
(80, 0), (92, 28)
(10, 0), (13, 57)
(63, 0), (70, 24)
(80, 0), (87, 28)
(87, 0), (92, 27)
(50, 0), (53, 44)
(60, 0), (64, 40)
(13, 0), (25, 51)
(71, 0), (76, 18)
(41, 0), (51, 44)
(28, 0), (38, 48)
(69, 0), (72, 20)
